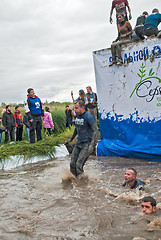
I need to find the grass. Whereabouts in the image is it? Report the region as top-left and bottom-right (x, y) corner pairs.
(0, 102), (75, 164)
(0, 102), (99, 166)
(0, 126), (75, 161)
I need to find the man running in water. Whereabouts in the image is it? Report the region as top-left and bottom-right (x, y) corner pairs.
(66, 100), (98, 177)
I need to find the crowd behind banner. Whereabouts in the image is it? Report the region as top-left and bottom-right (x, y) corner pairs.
(0, 86), (97, 145)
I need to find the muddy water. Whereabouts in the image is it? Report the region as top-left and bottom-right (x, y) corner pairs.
(0, 151), (161, 240)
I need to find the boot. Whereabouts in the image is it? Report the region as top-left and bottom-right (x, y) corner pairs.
(116, 59), (122, 66)
(109, 60), (116, 66)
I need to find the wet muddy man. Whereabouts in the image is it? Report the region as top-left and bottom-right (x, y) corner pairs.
(141, 196), (157, 214)
(66, 100), (98, 177)
(123, 168), (146, 190)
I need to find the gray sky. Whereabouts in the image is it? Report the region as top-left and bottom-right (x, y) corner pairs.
(0, 0), (160, 104)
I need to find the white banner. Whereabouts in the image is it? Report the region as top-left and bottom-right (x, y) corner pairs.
(93, 38), (161, 160)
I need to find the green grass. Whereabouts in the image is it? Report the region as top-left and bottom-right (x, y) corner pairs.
(0, 103), (75, 163)
(0, 126), (75, 161)
(0, 102), (99, 166)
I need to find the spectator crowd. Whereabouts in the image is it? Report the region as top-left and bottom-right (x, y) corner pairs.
(0, 86), (97, 145)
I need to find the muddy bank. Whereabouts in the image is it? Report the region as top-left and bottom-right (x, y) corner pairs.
(0, 155), (161, 240)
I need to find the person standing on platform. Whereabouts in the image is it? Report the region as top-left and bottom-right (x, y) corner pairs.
(109, 0), (132, 25)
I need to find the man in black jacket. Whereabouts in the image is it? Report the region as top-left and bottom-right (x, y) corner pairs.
(65, 105), (73, 128)
(134, 11), (148, 40)
(2, 105), (16, 143)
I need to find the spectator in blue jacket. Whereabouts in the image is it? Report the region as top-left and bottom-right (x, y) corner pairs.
(24, 88), (44, 143)
(143, 8), (161, 38)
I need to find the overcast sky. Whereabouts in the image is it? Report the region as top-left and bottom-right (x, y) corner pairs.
(0, 0), (160, 104)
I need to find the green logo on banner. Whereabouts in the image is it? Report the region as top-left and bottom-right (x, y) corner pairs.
(130, 63), (161, 98)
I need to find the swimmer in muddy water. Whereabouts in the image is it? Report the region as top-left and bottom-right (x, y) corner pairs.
(65, 100), (98, 178)
(123, 168), (146, 190)
(141, 196), (157, 214)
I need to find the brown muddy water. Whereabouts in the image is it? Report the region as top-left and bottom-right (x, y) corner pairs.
(0, 146), (161, 240)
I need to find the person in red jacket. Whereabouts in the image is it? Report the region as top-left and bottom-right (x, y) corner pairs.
(13, 105), (23, 141)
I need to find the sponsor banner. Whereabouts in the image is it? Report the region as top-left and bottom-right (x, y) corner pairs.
(93, 38), (161, 161)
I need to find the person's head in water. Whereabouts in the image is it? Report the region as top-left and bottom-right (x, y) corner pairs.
(141, 196), (157, 214)
(124, 168), (137, 186)
(74, 100), (85, 116)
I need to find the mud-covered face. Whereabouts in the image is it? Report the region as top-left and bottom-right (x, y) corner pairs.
(141, 201), (156, 214)
(117, 14), (124, 22)
(74, 103), (85, 116)
(124, 170), (136, 183)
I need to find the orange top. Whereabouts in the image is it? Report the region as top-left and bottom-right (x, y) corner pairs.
(117, 21), (132, 40)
